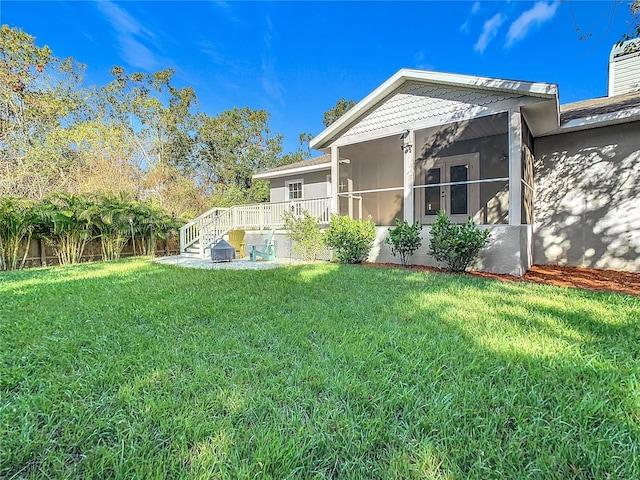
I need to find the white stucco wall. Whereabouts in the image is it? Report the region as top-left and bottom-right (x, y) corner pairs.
(245, 225), (530, 275)
(534, 121), (640, 272)
(244, 230), (332, 261)
(367, 225), (531, 276)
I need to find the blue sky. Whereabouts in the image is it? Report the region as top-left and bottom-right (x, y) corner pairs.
(1, 1), (635, 154)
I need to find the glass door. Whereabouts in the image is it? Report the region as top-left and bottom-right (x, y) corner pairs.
(419, 154), (479, 223)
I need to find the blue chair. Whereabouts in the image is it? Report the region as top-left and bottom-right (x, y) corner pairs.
(249, 229), (276, 261)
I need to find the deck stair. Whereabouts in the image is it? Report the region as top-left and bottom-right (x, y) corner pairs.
(179, 198), (331, 258)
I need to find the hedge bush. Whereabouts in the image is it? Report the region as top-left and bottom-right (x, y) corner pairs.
(385, 219), (423, 267)
(324, 214), (376, 264)
(282, 210), (325, 261)
(429, 211), (490, 272)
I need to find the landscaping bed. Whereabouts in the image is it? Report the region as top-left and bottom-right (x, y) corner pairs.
(369, 263), (640, 296)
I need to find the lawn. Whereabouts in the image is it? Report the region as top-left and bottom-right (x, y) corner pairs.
(1, 258), (639, 479)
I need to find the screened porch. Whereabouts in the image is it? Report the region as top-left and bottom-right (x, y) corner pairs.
(334, 112), (534, 227)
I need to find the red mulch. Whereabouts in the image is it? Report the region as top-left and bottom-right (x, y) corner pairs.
(365, 263), (640, 297)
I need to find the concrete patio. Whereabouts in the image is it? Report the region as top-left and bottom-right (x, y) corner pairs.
(153, 255), (314, 270)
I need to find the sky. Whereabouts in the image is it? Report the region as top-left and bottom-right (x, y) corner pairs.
(1, 1), (635, 155)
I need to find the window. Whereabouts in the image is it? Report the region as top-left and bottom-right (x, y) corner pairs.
(286, 180), (303, 200)
(286, 179), (303, 215)
(417, 153), (480, 223)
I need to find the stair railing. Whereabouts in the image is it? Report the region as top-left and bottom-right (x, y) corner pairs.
(180, 197), (331, 257)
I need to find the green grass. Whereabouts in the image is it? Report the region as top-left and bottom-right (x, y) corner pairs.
(1, 258), (639, 479)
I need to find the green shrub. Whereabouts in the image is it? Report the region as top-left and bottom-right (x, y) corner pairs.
(127, 200), (181, 258)
(0, 196), (36, 271)
(324, 214), (376, 264)
(385, 219), (423, 267)
(35, 193), (95, 265)
(282, 210), (325, 261)
(429, 211), (490, 272)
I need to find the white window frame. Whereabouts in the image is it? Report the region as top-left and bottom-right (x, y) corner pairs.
(285, 179), (304, 201)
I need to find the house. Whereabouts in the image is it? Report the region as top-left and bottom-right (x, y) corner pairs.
(180, 40), (640, 275)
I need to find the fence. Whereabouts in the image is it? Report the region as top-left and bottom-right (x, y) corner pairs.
(4, 232), (181, 270)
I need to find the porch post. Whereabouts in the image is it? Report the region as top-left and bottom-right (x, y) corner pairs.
(330, 145), (339, 215)
(508, 109), (522, 225)
(403, 129), (415, 223)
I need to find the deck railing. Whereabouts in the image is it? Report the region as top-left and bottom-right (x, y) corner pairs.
(179, 197), (331, 256)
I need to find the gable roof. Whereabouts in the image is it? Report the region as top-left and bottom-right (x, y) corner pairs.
(310, 69), (559, 150)
(253, 154), (330, 180)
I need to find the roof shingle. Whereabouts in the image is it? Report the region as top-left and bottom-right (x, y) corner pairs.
(560, 91), (640, 123)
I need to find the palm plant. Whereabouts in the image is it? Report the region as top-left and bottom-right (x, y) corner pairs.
(36, 193), (95, 265)
(128, 200), (180, 258)
(81, 193), (132, 261)
(0, 196), (36, 270)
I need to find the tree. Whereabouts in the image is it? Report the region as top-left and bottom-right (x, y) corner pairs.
(323, 98), (356, 127)
(80, 193), (133, 261)
(280, 132), (314, 166)
(0, 26), (308, 216)
(127, 200), (181, 257)
(94, 67), (200, 211)
(569, 0), (640, 44)
(0, 25), (85, 199)
(623, 0), (640, 42)
(195, 107), (285, 205)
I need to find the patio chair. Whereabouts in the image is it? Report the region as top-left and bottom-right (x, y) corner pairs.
(228, 229), (246, 258)
(249, 229), (276, 262)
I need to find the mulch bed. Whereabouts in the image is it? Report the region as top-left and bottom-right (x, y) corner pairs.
(366, 263), (640, 297)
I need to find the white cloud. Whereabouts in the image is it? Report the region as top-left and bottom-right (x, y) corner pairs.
(260, 16), (283, 106)
(261, 56), (284, 106)
(95, 1), (160, 71)
(506, 1), (560, 47)
(460, 1), (482, 32)
(414, 51), (434, 71)
(474, 13), (505, 53)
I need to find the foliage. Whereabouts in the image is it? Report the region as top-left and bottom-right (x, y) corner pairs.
(1, 259), (639, 478)
(279, 132), (314, 166)
(429, 211), (490, 272)
(195, 107), (286, 204)
(11, 193), (181, 265)
(385, 219), (423, 267)
(324, 214), (376, 264)
(322, 98), (356, 127)
(0, 25), (306, 215)
(127, 200), (181, 258)
(282, 210), (325, 261)
(0, 25), (85, 199)
(0, 196), (35, 270)
(622, 0), (640, 41)
(80, 194), (133, 261)
(34, 193), (95, 265)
